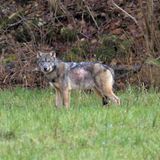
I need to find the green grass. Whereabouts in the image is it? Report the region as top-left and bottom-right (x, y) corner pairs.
(0, 87), (160, 160)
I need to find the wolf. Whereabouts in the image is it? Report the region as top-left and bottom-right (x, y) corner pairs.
(37, 51), (120, 108)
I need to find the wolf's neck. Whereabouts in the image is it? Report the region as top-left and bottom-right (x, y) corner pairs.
(45, 61), (67, 83)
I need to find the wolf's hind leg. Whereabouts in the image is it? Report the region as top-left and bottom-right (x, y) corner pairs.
(94, 88), (109, 106)
(102, 96), (110, 105)
(94, 68), (120, 105)
(96, 82), (120, 105)
(107, 90), (120, 105)
(100, 71), (120, 105)
(103, 86), (120, 105)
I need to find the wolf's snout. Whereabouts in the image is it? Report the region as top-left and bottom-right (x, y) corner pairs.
(44, 67), (48, 71)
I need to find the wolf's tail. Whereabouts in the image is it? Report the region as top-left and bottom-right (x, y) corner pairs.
(111, 64), (142, 80)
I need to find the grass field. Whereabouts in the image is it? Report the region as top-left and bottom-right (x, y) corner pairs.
(0, 87), (160, 160)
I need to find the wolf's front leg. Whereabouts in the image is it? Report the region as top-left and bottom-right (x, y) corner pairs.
(55, 89), (63, 107)
(62, 89), (70, 109)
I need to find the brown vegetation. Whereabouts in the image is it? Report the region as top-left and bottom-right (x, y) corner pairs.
(0, 0), (160, 89)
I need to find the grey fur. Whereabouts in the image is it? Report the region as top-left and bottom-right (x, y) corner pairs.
(37, 52), (120, 108)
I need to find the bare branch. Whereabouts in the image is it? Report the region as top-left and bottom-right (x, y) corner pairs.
(83, 0), (99, 29)
(86, 5), (99, 29)
(111, 0), (138, 24)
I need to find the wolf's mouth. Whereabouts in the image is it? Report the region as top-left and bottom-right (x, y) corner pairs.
(43, 65), (56, 73)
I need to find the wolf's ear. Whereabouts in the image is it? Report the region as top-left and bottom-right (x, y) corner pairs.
(37, 51), (43, 58)
(50, 51), (56, 58)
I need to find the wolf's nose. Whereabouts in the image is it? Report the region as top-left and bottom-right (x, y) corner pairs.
(44, 67), (47, 71)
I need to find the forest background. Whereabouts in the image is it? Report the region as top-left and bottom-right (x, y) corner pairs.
(0, 0), (160, 89)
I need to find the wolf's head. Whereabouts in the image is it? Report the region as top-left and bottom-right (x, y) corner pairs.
(37, 51), (58, 73)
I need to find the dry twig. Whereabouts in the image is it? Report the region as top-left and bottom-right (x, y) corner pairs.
(83, 0), (99, 29)
(111, 0), (138, 24)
